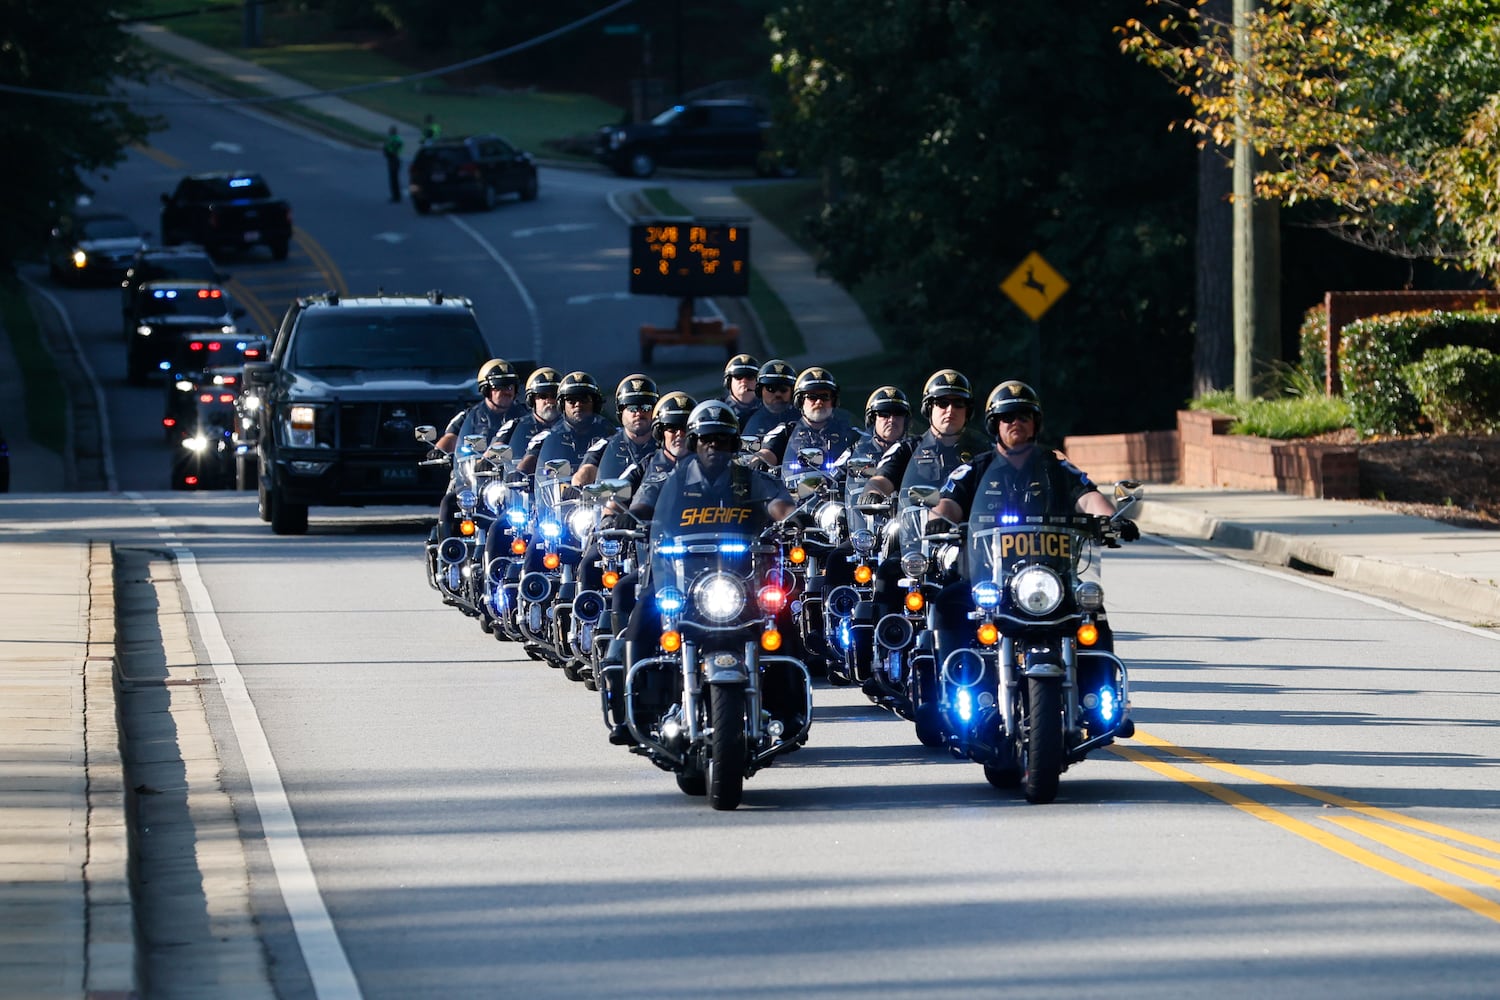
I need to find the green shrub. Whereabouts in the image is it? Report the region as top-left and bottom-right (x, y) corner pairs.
(1338, 309), (1500, 435)
(1400, 344), (1500, 434)
(1298, 303), (1328, 389)
(1186, 387), (1352, 439)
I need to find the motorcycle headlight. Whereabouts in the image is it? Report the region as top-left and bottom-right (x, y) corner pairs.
(482, 481), (507, 514)
(901, 552), (928, 578)
(972, 580), (1001, 610)
(599, 538), (621, 557)
(1011, 565), (1064, 616)
(569, 507), (596, 539)
(816, 501), (844, 537)
(851, 528), (876, 554)
(457, 488), (477, 511)
(692, 571), (745, 623)
(539, 517), (563, 541)
(1076, 580), (1105, 612)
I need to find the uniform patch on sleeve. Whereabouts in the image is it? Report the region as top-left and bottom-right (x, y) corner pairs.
(528, 431), (551, 449)
(948, 463), (972, 481)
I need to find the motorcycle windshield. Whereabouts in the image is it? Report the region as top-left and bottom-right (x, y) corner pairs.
(530, 468), (579, 553)
(843, 468), (876, 537)
(967, 516), (1103, 619)
(651, 525), (769, 632)
(891, 503), (932, 559)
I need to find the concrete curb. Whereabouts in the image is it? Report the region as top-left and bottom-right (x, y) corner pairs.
(1134, 503), (1500, 622)
(84, 541), (140, 997)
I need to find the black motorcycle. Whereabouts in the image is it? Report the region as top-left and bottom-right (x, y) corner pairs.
(931, 483), (1142, 803)
(621, 504), (814, 810)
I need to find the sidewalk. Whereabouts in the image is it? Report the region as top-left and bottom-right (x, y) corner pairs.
(3, 25), (1499, 1000)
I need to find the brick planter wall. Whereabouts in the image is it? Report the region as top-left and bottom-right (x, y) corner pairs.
(1065, 410), (1358, 498)
(1061, 430), (1179, 484)
(1175, 410), (1358, 498)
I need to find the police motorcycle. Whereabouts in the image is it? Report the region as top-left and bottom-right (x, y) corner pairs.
(515, 459), (586, 669)
(417, 426), (504, 618)
(865, 485), (953, 745)
(478, 456), (531, 642)
(559, 478), (636, 689)
(769, 446), (845, 675)
(617, 472), (819, 811)
(928, 482), (1143, 804)
(816, 456), (890, 687)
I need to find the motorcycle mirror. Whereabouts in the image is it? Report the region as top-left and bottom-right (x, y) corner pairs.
(796, 472), (828, 498)
(415, 424), (437, 443)
(846, 457), (874, 477)
(907, 485), (939, 507)
(462, 433), (489, 453)
(797, 447), (825, 469)
(741, 434), (762, 453)
(544, 459), (573, 478)
(1113, 480), (1144, 501)
(483, 444), (513, 464)
(600, 477), (633, 500)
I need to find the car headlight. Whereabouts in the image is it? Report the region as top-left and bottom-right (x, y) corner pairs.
(71, 250), (88, 268)
(136, 324), (153, 337)
(610, 130), (626, 149)
(1011, 565), (1064, 616)
(692, 571), (745, 623)
(284, 404), (319, 448)
(1076, 580), (1105, 612)
(182, 435), (209, 452)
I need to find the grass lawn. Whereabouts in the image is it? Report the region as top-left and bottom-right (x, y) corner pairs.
(0, 277), (66, 455)
(133, 2), (620, 158)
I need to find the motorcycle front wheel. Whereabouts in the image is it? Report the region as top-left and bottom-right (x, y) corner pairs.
(707, 684), (748, 811)
(1022, 676), (1063, 804)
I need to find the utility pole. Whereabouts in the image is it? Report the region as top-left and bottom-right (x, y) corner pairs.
(672, 0), (685, 102)
(1232, 0), (1281, 398)
(241, 0), (262, 48)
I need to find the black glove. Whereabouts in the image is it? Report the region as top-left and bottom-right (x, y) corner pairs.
(1118, 519), (1140, 542)
(746, 454), (771, 473)
(424, 447), (446, 462)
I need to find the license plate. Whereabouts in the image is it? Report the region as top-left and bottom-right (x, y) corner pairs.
(430, 171), (447, 182)
(381, 466), (417, 484)
(243, 230), (259, 242)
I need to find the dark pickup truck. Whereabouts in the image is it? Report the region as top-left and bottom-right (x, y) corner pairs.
(160, 172), (293, 260)
(240, 291), (494, 535)
(595, 99), (790, 178)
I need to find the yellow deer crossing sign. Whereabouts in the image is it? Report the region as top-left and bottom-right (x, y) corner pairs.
(1001, 252), (1069, 321)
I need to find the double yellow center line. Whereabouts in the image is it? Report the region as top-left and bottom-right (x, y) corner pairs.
(1114, 731), (1500, 924)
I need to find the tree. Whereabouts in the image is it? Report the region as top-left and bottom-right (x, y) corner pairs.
(768, 0), (1197, 435)
(1119, 0), (1500, 280)
(0, 1), (154, 269)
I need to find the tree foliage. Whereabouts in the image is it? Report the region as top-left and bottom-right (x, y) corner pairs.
(767, 0), (1197, 435)
(0, 0), (155, 268)
(1118, 0), (1500, 279)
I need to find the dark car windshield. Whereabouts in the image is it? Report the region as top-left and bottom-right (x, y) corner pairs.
(650, 106), (687, 126)
(194, 176), (273, 200)
(289, 311), (490, 373)
(414, 147), (469, 170)
(139, 256), (220, 283)
(139, 286), (231, 317)
(79, 217), (141, 240)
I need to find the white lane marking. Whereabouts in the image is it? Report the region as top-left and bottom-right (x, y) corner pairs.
(1144, 534), (1500, 641)
(566, 291), (631, 305)
(445, 214), (543, 362)
(511, 222), (595, 238)
(211, 141), (245, 154)
(170, 540), (364, 999)
(21, 276), (119, 493)
(372, 232), (408, 244)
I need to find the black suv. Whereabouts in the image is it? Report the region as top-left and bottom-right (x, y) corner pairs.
(124, 280), (261, 384)
(46, 210), (148, 285)
(595, 99), (787, 178)
(408, 136), (539, 214)
(120, 245), (226, 338)
(241, 292), (493, 534)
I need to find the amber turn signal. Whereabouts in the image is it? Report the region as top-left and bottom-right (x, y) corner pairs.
(853, 564), (873, 584)
(789, 546), (806, 564)
(511, 539), (527, 555)
(1077, 622), (1099, 647)
(662, 630), (682, 652)
(977, 623), (999, 646)
(459, 519), (476, 537)
(905, 591), (924, 612)
(760, 629), (782, 651)
(602, 571), (619, 590)
(543, 553), (560, 570)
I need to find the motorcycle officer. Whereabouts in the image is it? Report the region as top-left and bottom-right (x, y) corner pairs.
(864, 369), (987, 501)
(722, 353), (762, 429)
(599, 400), (794, 743)
(926, 380), (1137, 662)
(574, 374), (659, 487)
(752, 367), (861, 470)
(429, 359), (524, 544)
(518, 370), (615, 476)
(836, 385), (914, 468)
(741, 359), (798, 439)
(495, 366), (563, 454)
